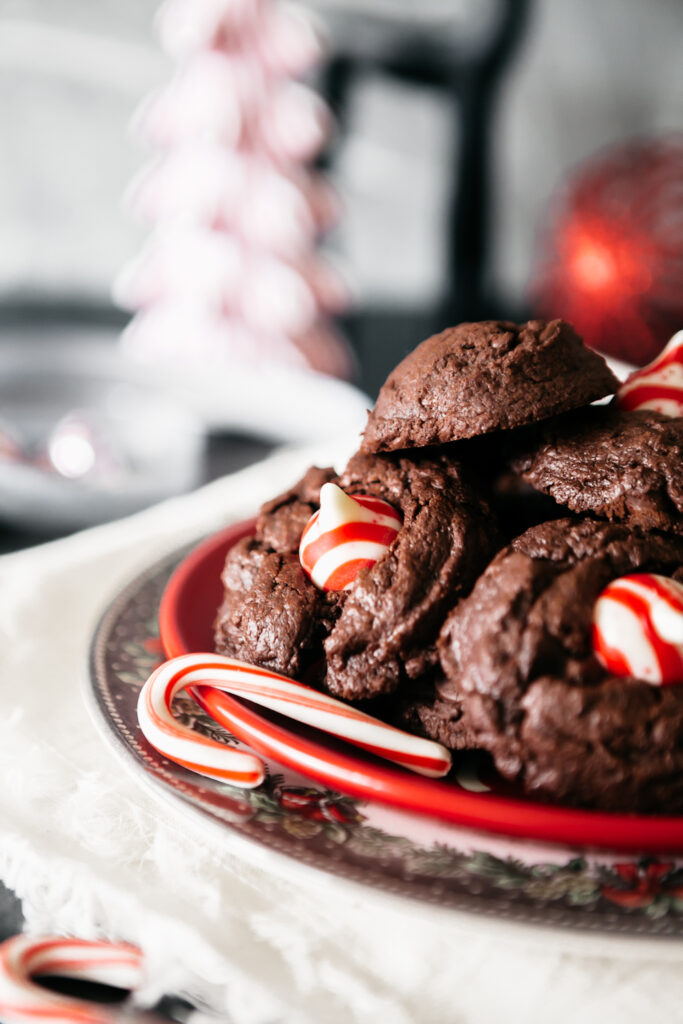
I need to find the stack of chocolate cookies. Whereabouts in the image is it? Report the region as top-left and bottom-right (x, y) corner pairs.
(215, 319), (683, 812)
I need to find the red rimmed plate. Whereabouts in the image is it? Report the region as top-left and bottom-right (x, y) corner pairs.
(158, 522), (683, 854)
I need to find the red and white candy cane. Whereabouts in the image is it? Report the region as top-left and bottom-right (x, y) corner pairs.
(137, 658), (266, 788)
(138, 653), (452, 782)
(616, 330), (683, 417)
(299, 483), (402, 591)
(0, 936), (144, 1024)
(592, 573), (683, 685)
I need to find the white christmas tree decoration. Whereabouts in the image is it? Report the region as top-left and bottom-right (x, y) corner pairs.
(117, 0), (352, 384)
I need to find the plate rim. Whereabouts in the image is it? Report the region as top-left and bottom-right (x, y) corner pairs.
(85, 536), (683, 940)
(158, 522), (683, 854)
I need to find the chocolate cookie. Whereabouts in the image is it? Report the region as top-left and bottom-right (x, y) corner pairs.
(257, 465), (337, 554)
(437, 518), (683, 811)
(323, 451), (500, 700)
(361, 319), (619, 453)
(214, 466), (340, 678)
(215, 451), (500, 701)
(399, 685), (475, 752)
(509, 407), (683, 535)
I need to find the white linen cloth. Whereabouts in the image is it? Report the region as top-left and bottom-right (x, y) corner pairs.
(0, 439), (682, 1024)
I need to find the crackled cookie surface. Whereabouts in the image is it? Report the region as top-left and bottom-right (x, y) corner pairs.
(437, 518), (683, 811)
(323, 451), (499, 700)
(509, 406), (683, 535)
(215, 451), (499, 701)
(214, 466), (340, 678)
(361, 319), (619, 453)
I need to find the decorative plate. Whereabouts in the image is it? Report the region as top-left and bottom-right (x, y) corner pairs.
(87, 528), (683, 938)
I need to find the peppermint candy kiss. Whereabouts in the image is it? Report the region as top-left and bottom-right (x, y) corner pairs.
(617, 330), (683, 417)
(299, 483), (402, 591)
(592, 574), (683, 685)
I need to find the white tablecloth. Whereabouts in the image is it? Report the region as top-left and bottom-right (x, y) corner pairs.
(1, 439), (682, 1023)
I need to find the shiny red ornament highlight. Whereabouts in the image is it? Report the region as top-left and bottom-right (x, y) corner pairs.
(531, 136), (683, 366)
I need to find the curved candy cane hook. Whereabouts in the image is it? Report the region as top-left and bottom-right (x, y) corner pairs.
(0, 936), (147, 1024)
(137, 653), (452, 786)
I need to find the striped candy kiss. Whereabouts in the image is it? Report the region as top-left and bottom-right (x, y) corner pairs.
(299, 482), (401, 590)
(592, 574), (683, 685)
(138, 653), (452, 782)
(617, 330), (683, 417)
(0, 936), (145, 1024)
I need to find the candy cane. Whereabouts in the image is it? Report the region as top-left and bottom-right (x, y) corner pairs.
(592, 573), (683, 685)
(616, 330), (683, 417)
(300, 483), (402, 591)
(0, 936), (145, 1024)
(137, 659), (266, 787)
(138, 654), (452, 782)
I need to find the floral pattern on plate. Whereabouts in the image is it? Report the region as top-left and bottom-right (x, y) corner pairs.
(88, 545), (683, 936)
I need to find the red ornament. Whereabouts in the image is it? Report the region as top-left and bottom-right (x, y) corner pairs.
(531, 136), (683, 366)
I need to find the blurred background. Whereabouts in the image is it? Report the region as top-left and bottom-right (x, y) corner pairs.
(0, 0), (681, 551)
